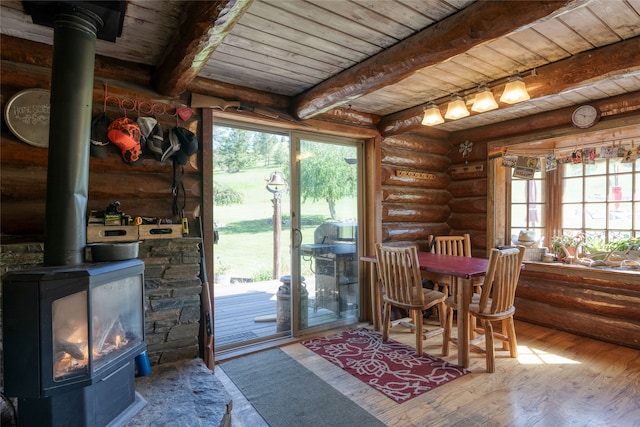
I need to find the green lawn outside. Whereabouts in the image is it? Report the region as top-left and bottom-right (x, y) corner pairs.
(213, 165), (356, 280)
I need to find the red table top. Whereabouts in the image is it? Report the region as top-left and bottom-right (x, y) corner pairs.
(361, 251), (489, 279)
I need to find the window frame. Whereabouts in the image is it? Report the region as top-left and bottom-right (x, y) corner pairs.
(486, 123), (640, 255)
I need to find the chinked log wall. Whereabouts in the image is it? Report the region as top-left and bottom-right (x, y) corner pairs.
(380, 134), (487, 257)
(515, 263), (640, 350)
(0, 59), (201, 238)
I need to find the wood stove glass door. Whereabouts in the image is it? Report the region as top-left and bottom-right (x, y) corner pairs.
(290, 133), (362, 335)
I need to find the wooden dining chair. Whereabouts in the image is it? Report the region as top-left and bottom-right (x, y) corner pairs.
(430, 233), (471, 257)
(428, 233), (482, 291)
(375, 244), (446, 357)
(427, 233), (482, 353)
(467, 245), (525, 372)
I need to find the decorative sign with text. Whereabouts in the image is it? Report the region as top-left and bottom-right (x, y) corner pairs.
(395, 170), (436, 180)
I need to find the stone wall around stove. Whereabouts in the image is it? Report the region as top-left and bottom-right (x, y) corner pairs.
(0, 237), (204, 390)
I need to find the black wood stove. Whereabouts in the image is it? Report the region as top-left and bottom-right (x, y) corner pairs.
(2, 260), (146, 426)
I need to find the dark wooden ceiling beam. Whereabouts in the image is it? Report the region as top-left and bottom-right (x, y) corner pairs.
(379, 36), (640, 137)
(292, 0), (572, 120)
(451, 91), (640, 144)
(154, 0), (252, 97)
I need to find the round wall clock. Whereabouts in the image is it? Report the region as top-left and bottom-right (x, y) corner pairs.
(571, 104), (600, 129)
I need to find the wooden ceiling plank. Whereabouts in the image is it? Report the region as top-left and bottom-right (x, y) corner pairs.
(305, 0), (413, 43)
(203, 50), (320, 85)
(352, 0), (436, 32)
(293, 0), (573, 119)
(236, 12), (362, 64)
(248, 1), (379, 54)
(154, 0), (253, 97)
(399, 0), (465, 20)
(589, 1), (640, 40)
(504, 29), (570, 64)
(264, 0), (399, 50)
(198, 62), (307, 96)
(378, 36), (640, 136)
(558, 5), (619, 48)
(614, 74), (640, 91)
(532, 18), (593, 54)
(220, 32), (346, 75)
(214, 44), (335, 80)
(482, 38), (548, 73)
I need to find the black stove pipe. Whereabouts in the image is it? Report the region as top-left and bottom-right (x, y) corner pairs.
(44, 7), (103, 266)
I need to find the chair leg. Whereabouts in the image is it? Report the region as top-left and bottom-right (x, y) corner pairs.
(484, 320), (496, 373)
(437, 301), (446, 328)
(382, 303), (391, 342)
(505, 317), (518, 358)
(442, 306), (453, 356)
(415, 309), (423, 357)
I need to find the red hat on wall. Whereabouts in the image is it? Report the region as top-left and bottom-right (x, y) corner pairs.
(107, 117), (143, 165)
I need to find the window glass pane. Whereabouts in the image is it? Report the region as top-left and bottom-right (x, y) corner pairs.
(585, 202), (606, 229)
(612, 173), (633, 201)
(511, 204), (527, 227)
(511, 180), (527, 203)
(563, 163), (583, 177)
(529, 203), (544, 227)
(529, 180), (543, 203)
(585, 176), (606, 202)
(563, 177), (583, 202)
(615, 159), (634, 174)
(585, 160), (606, 175)
(562, 203), (583, 228)
(609, 202), (632, 229)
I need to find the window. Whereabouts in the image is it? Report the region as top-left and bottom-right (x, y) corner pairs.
(509, 155), (639, 250)
(510, 171), (545, 242)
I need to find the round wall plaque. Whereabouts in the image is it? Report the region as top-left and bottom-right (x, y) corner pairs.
(4, 88), (51, 148)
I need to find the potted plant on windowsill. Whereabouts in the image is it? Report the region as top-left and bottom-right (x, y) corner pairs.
(551, 234), (583, 262)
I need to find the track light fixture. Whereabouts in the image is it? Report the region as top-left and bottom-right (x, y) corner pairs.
(422, 102), (444, 126)
(471, 85), (499, 112)
(444, 95), (469, 120)
(500, 74), (530, 104)
(420, 69), (535, 126)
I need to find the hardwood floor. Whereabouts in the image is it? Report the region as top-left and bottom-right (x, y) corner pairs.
(215, 319), (640, 426)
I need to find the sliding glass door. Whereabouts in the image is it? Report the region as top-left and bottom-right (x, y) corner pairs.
(211, 120), (362, 351)
(290, 133), (362, 334)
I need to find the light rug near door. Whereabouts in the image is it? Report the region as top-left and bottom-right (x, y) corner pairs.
(220, 348), (385, 427)
(302, 328), (470, 403)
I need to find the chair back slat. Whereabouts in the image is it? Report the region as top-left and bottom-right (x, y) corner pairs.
(429, 234), (471, 257)
(478, 246), (525, 314)
(376, 244), (424, 306)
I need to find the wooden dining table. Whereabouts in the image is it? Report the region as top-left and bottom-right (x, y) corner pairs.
(360, 251), (490, 369)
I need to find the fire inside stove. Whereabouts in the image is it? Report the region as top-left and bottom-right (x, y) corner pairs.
(52, 273), (144, 381)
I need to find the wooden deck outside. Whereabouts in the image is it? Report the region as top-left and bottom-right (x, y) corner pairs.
(213, 276), (356, 349)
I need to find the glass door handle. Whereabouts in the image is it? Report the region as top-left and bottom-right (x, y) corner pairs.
(293, 228), (302, 248)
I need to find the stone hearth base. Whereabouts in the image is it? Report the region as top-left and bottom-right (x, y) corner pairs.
(126, 358), (232, 427)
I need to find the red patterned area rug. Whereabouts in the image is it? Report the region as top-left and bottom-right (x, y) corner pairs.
(302, 328), (470, 403)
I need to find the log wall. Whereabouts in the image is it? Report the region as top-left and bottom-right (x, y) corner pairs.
(380, 134), (451, 249)
(515, 262), (640, 350)
(380, 133), (488, 257)
(448, 140), (488, 257)
(0, 60), (201, 241)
